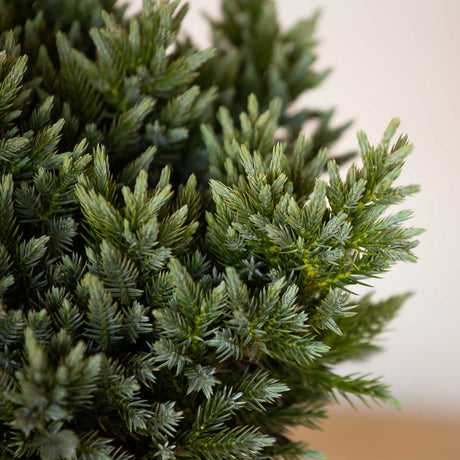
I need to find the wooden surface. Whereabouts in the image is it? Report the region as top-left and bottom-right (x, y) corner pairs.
(291, 409), (460, 459)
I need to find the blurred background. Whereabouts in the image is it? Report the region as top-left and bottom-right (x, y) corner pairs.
(126, 1), (460, 457)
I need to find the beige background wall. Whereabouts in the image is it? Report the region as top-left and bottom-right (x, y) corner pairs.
(126, 0), (460, 417)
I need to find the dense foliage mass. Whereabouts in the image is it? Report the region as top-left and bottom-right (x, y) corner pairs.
(0, 0), (422, 458)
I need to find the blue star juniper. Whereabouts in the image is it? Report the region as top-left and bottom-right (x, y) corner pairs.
(0, 0), (422, 458)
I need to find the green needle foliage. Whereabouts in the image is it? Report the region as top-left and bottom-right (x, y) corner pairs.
(0, 0), (422, 458)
